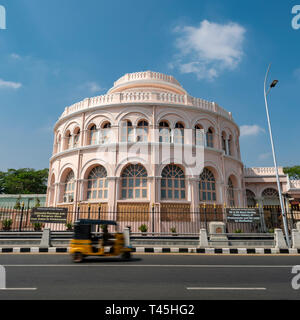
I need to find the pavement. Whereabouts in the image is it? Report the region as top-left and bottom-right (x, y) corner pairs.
(0, 254), (300, 300)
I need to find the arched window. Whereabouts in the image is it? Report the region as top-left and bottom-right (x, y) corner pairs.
(246, 189), (256, 207)
(73, 128), (80, 148)
(101, 122), (111, 144)
(228, 135), (233, 156)
(65, 131), (72, 150)
(199, 168), (216, 202)
(121, 120), (134, 142)
(63, 171), (75, 203)
(87, 166), (108, 200)
(49, 174), (56, 205)
(194, 124), (204, 146)
(173, 122), (184, 144)
(262, 188), (279, 206)
(227, 177), (235, 207)
(89, 125), (98, 145)
(159, 121), (171, 143)
(161, 164), (185, 200)
(262, 188), (278, 198)
(206, 128), (214, 148)
(121, 164), (148, 199)
(136, 120), (148, 142)
(221, 131), (227, 153)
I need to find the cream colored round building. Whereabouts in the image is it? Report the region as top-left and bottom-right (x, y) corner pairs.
(46, 71), (245, 218)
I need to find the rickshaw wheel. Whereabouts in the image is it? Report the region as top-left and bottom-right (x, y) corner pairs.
(121, 252), (131, 260)
(73, 252), (84, 263)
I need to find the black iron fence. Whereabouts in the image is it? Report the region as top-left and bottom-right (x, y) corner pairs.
(0, 205), (298, 234)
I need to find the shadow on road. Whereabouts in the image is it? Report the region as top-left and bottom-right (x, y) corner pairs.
(81, 257), (142, 263)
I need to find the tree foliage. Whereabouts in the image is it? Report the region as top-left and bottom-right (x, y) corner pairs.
(283, 166), (300, 180)
(0, 168), (49, 194)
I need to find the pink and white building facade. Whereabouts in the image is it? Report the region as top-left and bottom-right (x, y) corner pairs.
(46, 71), (300, 213)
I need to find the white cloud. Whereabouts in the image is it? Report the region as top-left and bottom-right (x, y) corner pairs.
(85, 82), (104, 94)
(258, 152), (271, 160)
(10, 53), (21, 60)
(0, 78), (22, 89)
(294, 68), (300, 80)
(172, 20), (246, 80)
(240, 125), (265, 137)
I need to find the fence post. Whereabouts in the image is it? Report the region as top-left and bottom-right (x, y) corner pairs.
(223, 203), (227, 231)
(198, 229), (209, 248)
(88, 203), (91, 219)
(151, 203), (155, 235)
(19, 202), (24, 232)
(76, 202), (80, 220)
(274, 228), (288, 249)
(203, 203), (207, 230)
(214, 203), (217, 221)
(289, 204), (295, 230)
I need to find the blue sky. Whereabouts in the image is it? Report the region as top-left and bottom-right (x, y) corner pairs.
(0, 0), (299, 171)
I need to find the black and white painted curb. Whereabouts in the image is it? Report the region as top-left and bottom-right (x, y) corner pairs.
(0, 247), (300, 254)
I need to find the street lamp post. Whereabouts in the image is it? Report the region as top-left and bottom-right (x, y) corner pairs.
(264, 63), (291, 248)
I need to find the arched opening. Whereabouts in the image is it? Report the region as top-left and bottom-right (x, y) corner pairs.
(194, 124), (204, 146)
(206, 127), (214, 148)
(246, 189), (256, 207)
(262, 188), (280, 206)
(64, 130), (72, 150)
(73, 128), (80, 148)
(120, 164), (148, 199)
(136, 120), (148, 142)
(227, 177), (235, 207)
(101, 122), (111, 144)
(49, 174), (56, 206)
(159, 121), (171, 143)
(121, 120), (134, 142)
(89, 124), (98, 145)
(87, 166), (108, 200)
(161, 164), (185, 200)
(173, 122), (184, 144)
(199, 168), (216, 202)
(221, 131), (227, 153)
(228, 135), (233, 156)
(63, 171), (75, 203)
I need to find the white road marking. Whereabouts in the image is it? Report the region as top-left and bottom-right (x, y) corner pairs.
(0, 288), (37, 290)
(1, 264), (293, 268)
(187, 287), (266, 290)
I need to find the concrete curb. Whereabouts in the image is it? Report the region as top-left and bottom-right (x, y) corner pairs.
(0, 247), (299, 254)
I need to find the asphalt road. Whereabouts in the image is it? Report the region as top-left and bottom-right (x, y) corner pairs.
(0, 253), (300, 300)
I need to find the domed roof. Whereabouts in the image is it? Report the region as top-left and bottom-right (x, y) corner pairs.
(107, 71), (187, 95)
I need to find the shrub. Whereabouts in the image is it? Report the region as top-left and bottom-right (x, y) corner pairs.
(138, 224), (148, 233)
(268, 228), (274, 233)
(2, 219), (13, 231)
(65, 222), (73, 231)
(33, 222), (43, 231)
(234, 229), (242, 233)
(170, 227), (177, 234)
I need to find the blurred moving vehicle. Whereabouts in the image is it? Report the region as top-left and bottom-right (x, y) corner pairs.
(70, 219), (133, 262)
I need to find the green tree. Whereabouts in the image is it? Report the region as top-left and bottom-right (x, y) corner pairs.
(283, 166), (300, 180)
(0, 168), (49, 194)
(14, 195), (21, 209)
(0, 171), (5, 194)
(34, 197), (41, 208)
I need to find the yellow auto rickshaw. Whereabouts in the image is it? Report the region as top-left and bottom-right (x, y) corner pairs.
(69, 219), (133, 262)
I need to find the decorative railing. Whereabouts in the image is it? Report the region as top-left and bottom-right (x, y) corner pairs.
(290, 180), (300, 189)
(113, 71), (182, 87)
(244, 167), (285, 176)
(59, 92), (233, 121)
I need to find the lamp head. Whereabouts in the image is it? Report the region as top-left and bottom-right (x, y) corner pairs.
(270, 80), (278, 88)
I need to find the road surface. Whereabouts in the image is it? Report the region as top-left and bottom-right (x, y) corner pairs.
(0, 253), (300, 300)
